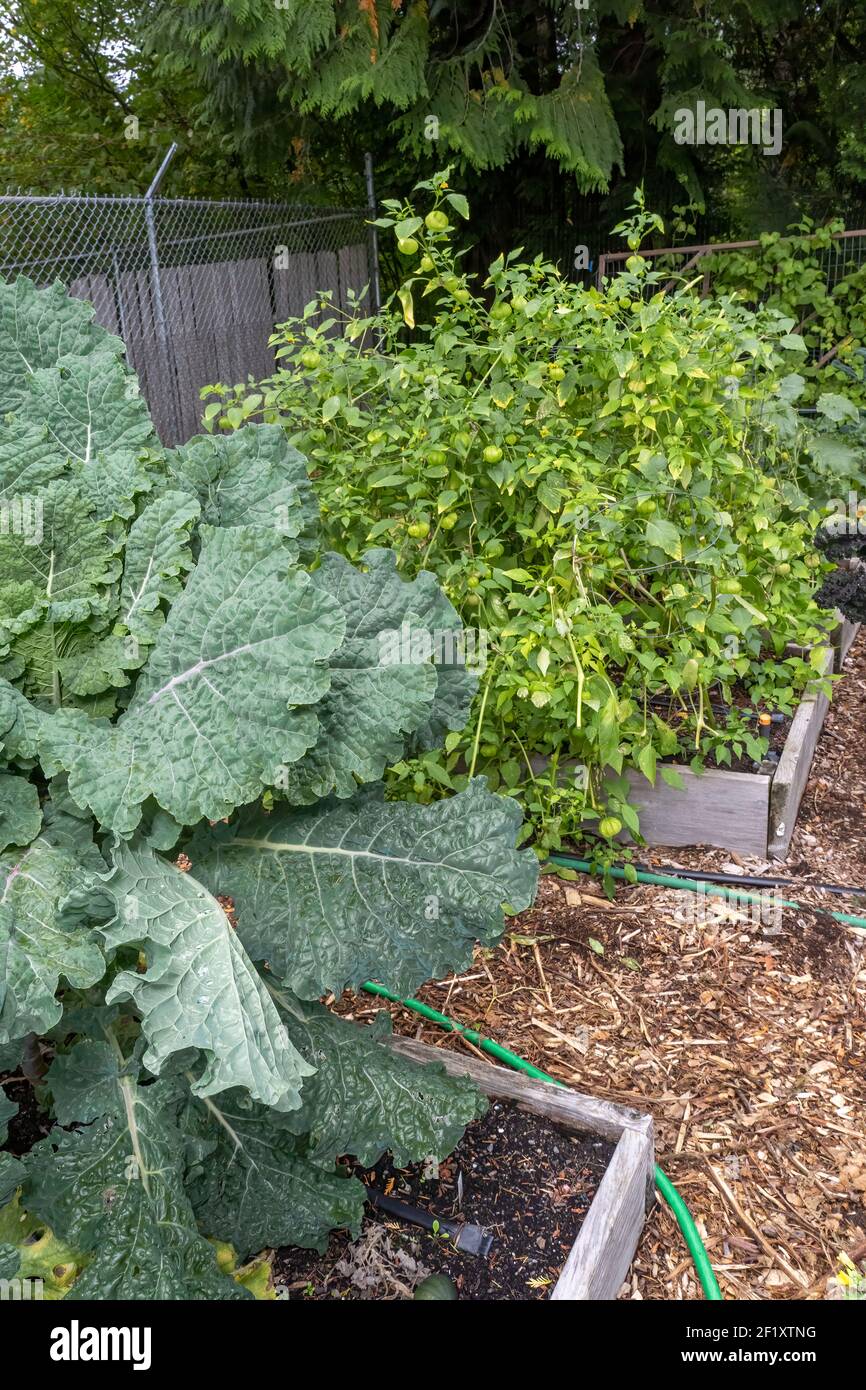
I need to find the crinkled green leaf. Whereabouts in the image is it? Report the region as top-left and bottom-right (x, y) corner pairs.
(390, 557), (480, 752)
(18, 352), (155, 465)
(43, 996), (129, 1050)
(57, 490), (200, 697)
(279, 549), (445, 802)
(0, 820), (105, 1043)
(98, 840), (314, 1112)
(0, 418), (66, 500)
(0, 431), (151, 527)
(40, 525), (345, 834)
(40, 786), (104, 862)
(181, 1092), (364, 1259)
(140, 805), (183, 852)
(0, 773), (41, 851)
(189, 778), (539, 999)
(45, 1038), (134, 1127)
(0, 276), (122, 412)
(0, 679), (45, 760)
(164, 423), (318, 553)
(0, 479), (122, 643)
(12, 620), (119, 708)
(0, 1154), (23, 1206)
(0, 478), (122, 631)
(25, 1049), (246, 1301)
(55, 633), (144, 700)
(274, 994), (486, 1168)
(71, 447), (155, 522)
(115, 490), (200, 645)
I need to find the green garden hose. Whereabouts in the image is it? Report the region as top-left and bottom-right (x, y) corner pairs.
(549, 855), (866, 933)
(361, 981), (724, 1300)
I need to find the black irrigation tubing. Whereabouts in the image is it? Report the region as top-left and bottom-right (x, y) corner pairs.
(548, 855), (866, 931)
(647, 697), (784, 722)
(549, 847), (866, 899)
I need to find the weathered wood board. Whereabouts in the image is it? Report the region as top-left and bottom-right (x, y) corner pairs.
(551, 1126), (650, 1301)
(624, 764), (771, 858)
(834, 617), (860, 670)
(767, 648), (835, 859)
(530, 756), (773, 858)
(383, 1035), (655, 1300)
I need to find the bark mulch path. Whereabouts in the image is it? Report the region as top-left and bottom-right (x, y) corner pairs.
(343, 632), (866, 1301)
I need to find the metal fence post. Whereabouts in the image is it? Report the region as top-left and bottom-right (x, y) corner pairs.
(364, 152), (382, 318)
(144, 144), (177, 435)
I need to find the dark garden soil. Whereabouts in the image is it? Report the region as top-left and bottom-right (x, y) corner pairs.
(656, 688), (792, 774)
(273, 1100), (613, 1300)
(0, 1073), (53, 1156)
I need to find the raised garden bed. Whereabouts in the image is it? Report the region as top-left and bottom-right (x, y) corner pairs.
(622, 646), (836, 859)
(537, 635), (848, 859)
(275, 1096), (614, 1299)
(836, 616), (860, 669)
(388, 1040), (654, 1299)
(624, 614), (861, 858)
(278, 1045), (650, 1301)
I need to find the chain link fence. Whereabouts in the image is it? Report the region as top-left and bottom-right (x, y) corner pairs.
(598, 227), (866, 296)
(0, 190), (377, 443)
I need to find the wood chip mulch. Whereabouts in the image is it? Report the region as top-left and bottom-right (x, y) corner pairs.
(347, 631), (866, 1300)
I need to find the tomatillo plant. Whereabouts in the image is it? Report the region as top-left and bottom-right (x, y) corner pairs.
(204, 174), (845, 854)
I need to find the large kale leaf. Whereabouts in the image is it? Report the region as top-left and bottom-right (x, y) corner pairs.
(189, 779), (538, 998)
(24, 1042), (247, 1300)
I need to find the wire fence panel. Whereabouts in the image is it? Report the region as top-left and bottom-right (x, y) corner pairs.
(0, 193), (374, 443)
(598, 230), (866, 299)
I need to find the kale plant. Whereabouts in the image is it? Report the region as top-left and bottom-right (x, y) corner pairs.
(813, 566), (866, 624)
(813, 519), (866, 564)
(0, 277), (538, 1299)
(812, 518), (866, 621)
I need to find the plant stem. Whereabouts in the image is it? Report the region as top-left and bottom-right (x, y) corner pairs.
(20, 1032), (47, 1083)
(468, 658), (497, 778)
(565, 631), (585, 728)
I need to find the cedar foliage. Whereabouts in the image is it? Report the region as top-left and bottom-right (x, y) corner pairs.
(147, 1), (624, 190)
